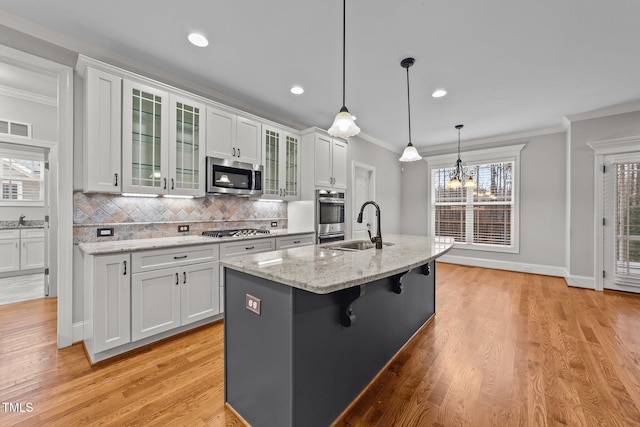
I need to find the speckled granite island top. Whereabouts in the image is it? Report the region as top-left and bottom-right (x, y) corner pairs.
(220, 234), (454, 294)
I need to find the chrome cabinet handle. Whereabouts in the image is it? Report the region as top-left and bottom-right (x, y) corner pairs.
(123, 260), (127, 275)
(175, 272), (179, 285)
(183, 272), (187, 284)
(114, 173), (118, 186)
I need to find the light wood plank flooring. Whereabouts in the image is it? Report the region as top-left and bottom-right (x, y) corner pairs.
(0, 273), (45, 305)
(1, 263), (640, 426)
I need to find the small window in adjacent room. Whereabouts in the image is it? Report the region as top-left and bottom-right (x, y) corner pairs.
(0, 148), (44, 205)
(428, 144), (525, 254)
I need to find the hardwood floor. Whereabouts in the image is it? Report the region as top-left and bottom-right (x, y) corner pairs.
(1, 263), (640, 426)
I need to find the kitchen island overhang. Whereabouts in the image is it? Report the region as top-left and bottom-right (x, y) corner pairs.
(221, 235), (453, 427)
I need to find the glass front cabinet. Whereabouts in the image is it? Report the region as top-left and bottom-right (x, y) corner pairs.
(262, 125), (300, 200)
(122, 80), (206, 196)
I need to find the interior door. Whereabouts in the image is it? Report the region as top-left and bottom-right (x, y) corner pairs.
(352, 164), (375, 240)
(603, 153), (640, 293)
(44, 148), (51, 296)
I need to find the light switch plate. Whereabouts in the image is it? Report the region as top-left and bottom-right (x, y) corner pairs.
(246, 294), (261, 315)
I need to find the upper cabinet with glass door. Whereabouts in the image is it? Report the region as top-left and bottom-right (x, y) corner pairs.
(169, 94), (206, 197)
(122, 80), (169, 195)
(262, 125), (300, 201)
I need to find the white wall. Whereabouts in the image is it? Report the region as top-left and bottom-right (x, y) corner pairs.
(567, 110), (640, 280)
(346, 136), (403, 238)
(0, 94), (57, 141)
(400, 131), (567, 274)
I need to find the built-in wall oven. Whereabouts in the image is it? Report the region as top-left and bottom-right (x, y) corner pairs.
(316, 190), (345, 243)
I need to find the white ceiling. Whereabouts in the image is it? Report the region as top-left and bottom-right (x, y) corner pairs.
(2, 0), (640, 151)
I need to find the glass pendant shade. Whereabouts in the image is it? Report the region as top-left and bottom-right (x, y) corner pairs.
(399, 143), (422, 162)
(328, 106), (360, 137)
(463, 176), (477, 188)
(446, 177), (462, 189)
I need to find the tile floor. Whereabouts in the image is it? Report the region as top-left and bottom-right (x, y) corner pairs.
(0, 273), (45, 305)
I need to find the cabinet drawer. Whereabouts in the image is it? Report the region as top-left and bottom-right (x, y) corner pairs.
(20, 228), (45, 239)
(0, 229), (20, 240)
(132, 244), (219, 273)
(220, 238), (275, 258)
(275, 234), (315, 250)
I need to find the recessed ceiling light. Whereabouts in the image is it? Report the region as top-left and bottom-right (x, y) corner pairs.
(290, 86), (304, 95)
(188, 33), (209, 47)
(432, 89), (447, 98)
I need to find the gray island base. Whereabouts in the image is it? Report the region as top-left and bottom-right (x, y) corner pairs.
(221, 235), (453, 427)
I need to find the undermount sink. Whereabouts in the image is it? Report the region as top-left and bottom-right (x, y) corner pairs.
(328, 240), (394, 251)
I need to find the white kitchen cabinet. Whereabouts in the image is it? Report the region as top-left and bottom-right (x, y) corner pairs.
(169, 94), (207, 196)
(131, 244), (220, 341)
(0, 229), (20, 273)
(82, 66), (122, 193)
(122, 79), (170, 195)
(262, 125), (301, 200)
(307, 132), (348, 190)
(206, 106), (261, 164)
(84, 253), (131, 354)
(275, 233), (315, 250)
(20, 228), (45, 270)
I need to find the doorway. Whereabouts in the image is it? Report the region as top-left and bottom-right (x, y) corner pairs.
(0, 44), (74, 347)
(0, 143), (49, 305)
(352, 162), (376, 240)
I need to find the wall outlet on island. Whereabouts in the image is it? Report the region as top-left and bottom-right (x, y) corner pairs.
(178, 225), (189, 232)
(271, 221), (278, 228)
(246, 294), (261, 315)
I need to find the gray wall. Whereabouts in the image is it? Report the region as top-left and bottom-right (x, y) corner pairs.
(0, 94), (58, 141)
(400, 131), (567, 271)
(346, 136), (403, 238)
(568, 110), (640, 279)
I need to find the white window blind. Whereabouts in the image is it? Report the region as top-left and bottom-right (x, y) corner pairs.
(0, 154), (44, 204)
(614, 162), (640, 279)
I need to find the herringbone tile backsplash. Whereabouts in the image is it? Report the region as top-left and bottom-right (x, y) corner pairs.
(73, 192), (288, 244)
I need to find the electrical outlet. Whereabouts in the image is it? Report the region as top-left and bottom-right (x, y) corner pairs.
(271, 221), (278, 228)
(246, 294), (261, 315)
(96, 227), (114, 237)
(178, 225), (189, 232)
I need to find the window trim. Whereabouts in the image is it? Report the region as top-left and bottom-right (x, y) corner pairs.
(427, 144), (525, 254)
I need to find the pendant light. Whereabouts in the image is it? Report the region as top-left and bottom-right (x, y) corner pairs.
(399, 57), (422, 162)
(328, 0), (360, 138)
(446, 124), (477, 189)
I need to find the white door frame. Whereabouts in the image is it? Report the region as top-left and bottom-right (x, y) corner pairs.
(0, 44), (74, 347)
(588, 135), (640, 292)
(351, 161), (376, 239)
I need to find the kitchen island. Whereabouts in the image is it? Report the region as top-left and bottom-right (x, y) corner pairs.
(221, 234), (453, 427)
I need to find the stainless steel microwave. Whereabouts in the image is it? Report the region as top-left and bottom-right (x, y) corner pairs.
(206, 157), (263, 196)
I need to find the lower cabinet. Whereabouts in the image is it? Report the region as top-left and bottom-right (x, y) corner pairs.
(20, 228), (45, 270)
(131, 260), (219, 341)
(0, 230), (20, 273)
(88, 253), (131, 353)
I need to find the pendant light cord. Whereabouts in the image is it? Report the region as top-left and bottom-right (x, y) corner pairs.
(406, 65), (412, 144)
(342, 0), (346, 108)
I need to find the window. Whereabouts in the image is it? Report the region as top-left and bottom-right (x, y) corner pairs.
(428, 144), (524, 253)
(0, 149), (45, 205)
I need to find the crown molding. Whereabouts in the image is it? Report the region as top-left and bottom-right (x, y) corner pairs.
(0, 84), (57, 107)
(418, 124), (566, 155)
(566, 100), (640, 123)
(355, 132), (401, 154)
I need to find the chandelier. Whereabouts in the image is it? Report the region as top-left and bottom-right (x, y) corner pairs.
(446, 124), (477, 189)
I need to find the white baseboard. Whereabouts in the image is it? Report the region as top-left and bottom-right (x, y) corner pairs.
(438, 254), (567, 277)
(72, 321), (84, 343)
(564, 275), (595, 289)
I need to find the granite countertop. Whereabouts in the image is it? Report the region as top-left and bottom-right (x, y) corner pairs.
(220, 234), (454, 294)
(0, 220), (45, 230)
(78, 229), (315, 255)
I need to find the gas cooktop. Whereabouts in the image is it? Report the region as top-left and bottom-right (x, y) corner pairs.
(202, 229), (271, 238)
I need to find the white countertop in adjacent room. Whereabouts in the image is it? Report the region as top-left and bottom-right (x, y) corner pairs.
(220, 235), (454, 294)
(78, 229), (315, 255)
